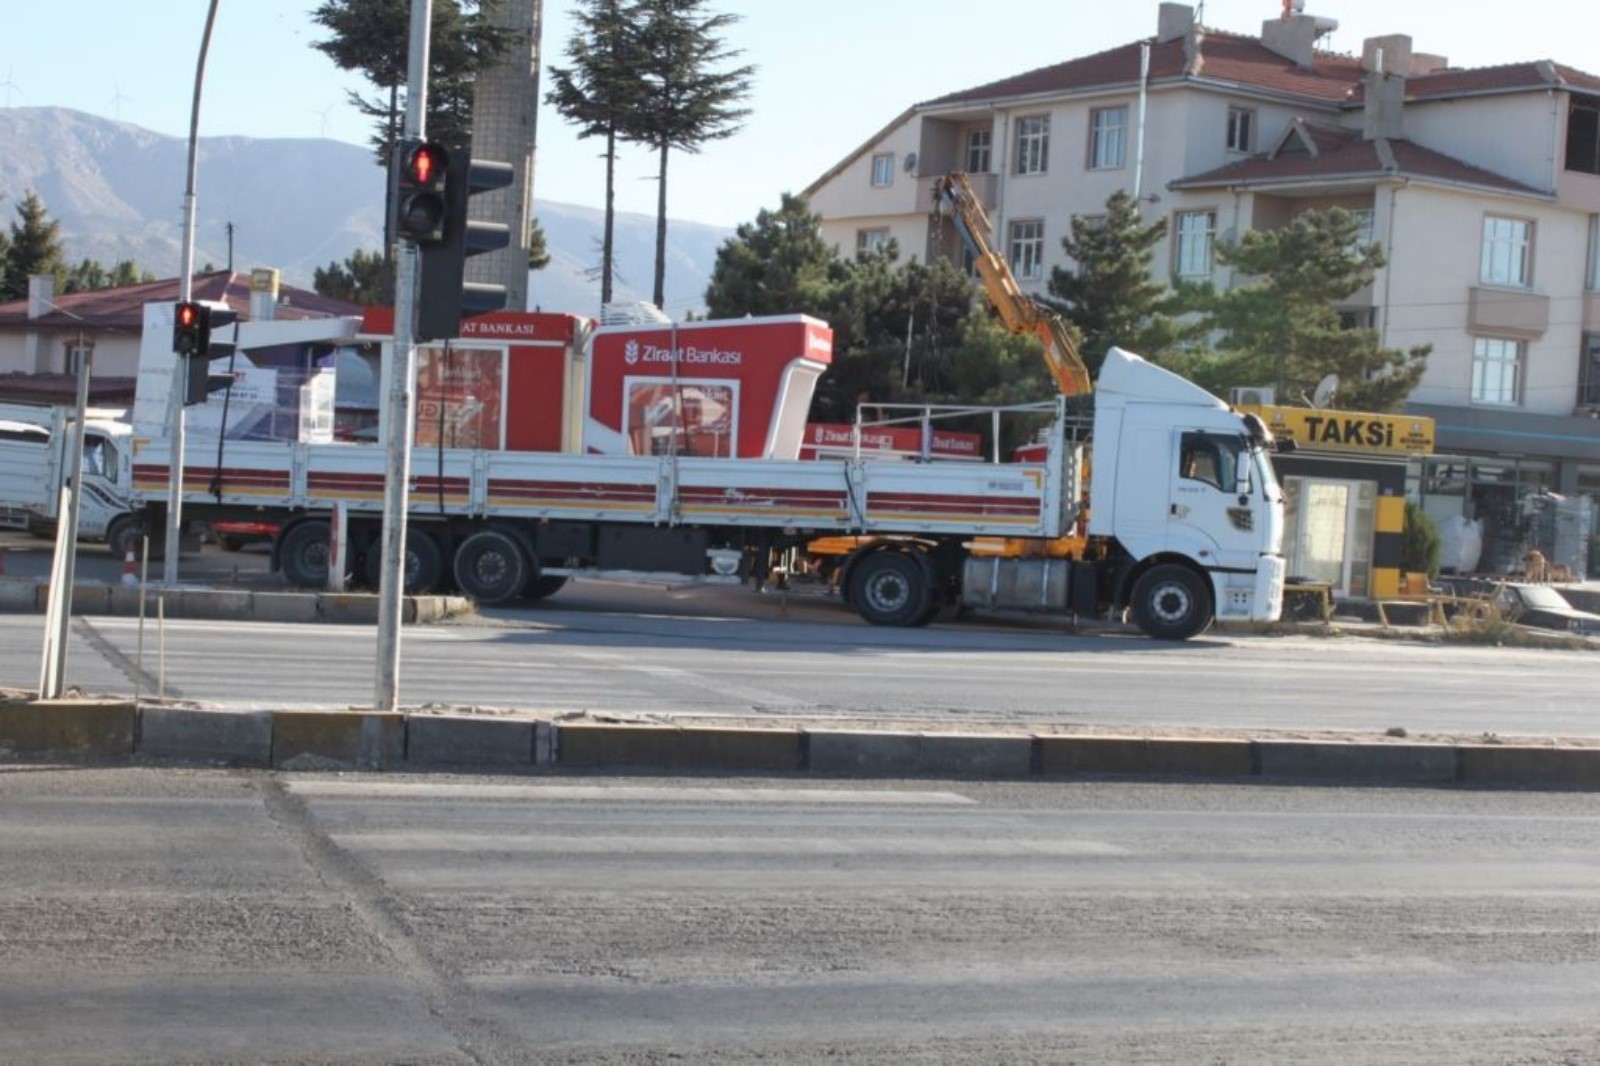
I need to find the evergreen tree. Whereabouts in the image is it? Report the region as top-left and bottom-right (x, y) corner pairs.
(110, 260), (155, 287)
(314, 248), (390, 305)
(1, 191), (67, 301)
(630, 0), (753, 308)
(527, 216), (550, 271)
(1044, 191), (1204, 376)
(547, 0), (650, 307)
(1199, 207), (1427, 412)
(62, 257), (157, 294)
(311, 0), (516, 164)
(704, 193), (841, 319)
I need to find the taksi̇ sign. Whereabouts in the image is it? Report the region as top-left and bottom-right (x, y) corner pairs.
(1247, 405), (1435, 455)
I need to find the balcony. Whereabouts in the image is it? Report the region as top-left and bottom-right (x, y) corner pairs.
(1467, 286), (1550, 339)
(917, 171), (998, 216)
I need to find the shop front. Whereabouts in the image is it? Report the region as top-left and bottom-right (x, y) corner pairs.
(1243, 406), (1436, 600)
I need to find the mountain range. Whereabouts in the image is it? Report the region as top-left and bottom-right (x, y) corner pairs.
(0, 107), (731, 316)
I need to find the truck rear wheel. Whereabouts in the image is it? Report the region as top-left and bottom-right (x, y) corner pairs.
(279, 520), (331, 589)
(453, 528), (530, 605)
(848, 551), (932, 627)
(364, 529), (445, 595)
(1130, 564), (1212, 640)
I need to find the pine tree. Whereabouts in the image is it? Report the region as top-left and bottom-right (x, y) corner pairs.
(704, 193), (840, 319)
(1201, 207), (1427, 412)
(1, 191), (67, 301)
(546, 0), (649, 308)
(1044, 190), (1203, 376)
(629, 0), (753, 308)
(314, 248), (390, 305)
(527, 216), (550, 271)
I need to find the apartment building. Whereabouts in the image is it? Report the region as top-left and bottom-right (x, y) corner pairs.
(804, 2), (1600, 580)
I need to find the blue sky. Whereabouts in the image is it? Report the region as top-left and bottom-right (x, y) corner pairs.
(3, 1), (1596, 228)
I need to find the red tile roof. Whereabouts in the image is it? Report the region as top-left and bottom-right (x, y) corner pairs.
(1170, 121), (1543, 196)
(1404, 61), (1600, 100)
(0, 271), (359, 331)
(921, 30), (1365, 110)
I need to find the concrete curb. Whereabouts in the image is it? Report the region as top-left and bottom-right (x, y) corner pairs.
(0, 576), (470, 625)
(3, 699), (1600, 790)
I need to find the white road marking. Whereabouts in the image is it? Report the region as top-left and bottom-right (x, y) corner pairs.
(285, 780), (976, 805)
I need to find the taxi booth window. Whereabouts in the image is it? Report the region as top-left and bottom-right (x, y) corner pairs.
(1180, 432), (1243, 491)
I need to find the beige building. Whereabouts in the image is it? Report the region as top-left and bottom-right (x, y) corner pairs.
(804, 2), (1600, 579)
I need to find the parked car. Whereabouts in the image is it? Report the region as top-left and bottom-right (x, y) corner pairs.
(1496, 583), (1600, 636)
(211, 519), (278, 552)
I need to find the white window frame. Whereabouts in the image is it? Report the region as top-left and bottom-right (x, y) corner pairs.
(1226, 106), (1255, 153)
(856, 228), (891, 256)
(1480, 215), (1532, 287)
(870, 153), (894, 188)
(1015, 115), (1050, 176)
(1009, 219), (1045, 280)
(1471, 336), (1524, 406)
(1174, 210), (1217, 278)
(1089, 106), (1128, 170)
(966, 129), (992, 174)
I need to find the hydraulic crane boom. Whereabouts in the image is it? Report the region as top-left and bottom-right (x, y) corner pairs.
(933, 173), (1093, 397)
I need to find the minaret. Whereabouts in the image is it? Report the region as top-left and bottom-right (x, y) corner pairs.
(468, 0), (541, 312)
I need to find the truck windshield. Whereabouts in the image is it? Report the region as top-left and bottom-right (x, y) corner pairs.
(1250, 443), (1280, 502)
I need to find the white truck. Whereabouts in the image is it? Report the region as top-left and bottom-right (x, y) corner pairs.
(0, 402), (144, 556)
(110, 302), (1284, 640)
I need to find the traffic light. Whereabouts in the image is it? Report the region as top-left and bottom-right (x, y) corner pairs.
(171, 300), (241, 406)
(395, 139), (449, 244)
(414, 149), (514, 342)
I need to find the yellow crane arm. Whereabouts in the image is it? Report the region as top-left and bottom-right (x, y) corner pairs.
(934, 173), (1093, 397)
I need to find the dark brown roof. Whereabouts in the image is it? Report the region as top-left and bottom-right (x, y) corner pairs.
(920, 30), (1600, 112)
(0, 372), (137, 406)
(0, 271), (359, 332)
(921, 31), (1365, 110)
(1170, 121), (1543, 195)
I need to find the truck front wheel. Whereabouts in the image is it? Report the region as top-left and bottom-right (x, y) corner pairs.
(1130, 564), (1212, 640)
(848, 551), (932, 627)
(453, 529), (530, 605)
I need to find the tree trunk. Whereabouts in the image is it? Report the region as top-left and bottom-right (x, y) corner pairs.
(602, 124), (618, 308)
(653, 142), (669, 310)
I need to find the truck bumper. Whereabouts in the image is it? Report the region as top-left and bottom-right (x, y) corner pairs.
(1210, 554), (1286, 623)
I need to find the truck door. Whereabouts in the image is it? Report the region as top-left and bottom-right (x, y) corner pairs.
(1169, 431), (1256, 568)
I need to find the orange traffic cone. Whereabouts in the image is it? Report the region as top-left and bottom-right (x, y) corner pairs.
(121, 543), (139, 587)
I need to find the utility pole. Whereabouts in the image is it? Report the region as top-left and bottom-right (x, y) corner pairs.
(165, 0), (221, 587)
(374, 0), (432, 711)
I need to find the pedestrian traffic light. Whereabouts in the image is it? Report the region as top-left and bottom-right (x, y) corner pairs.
(395, 139), (449, 244)
(173, 301), (204, 356)
(415, 150), (514, 342)
(172, 300), (241, 406)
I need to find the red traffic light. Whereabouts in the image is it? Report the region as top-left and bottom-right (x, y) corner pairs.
(404, 142), (447, 190)
(173, 301), (203, 356)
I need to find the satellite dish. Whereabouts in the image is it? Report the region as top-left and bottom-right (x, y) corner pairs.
(903, 152), (918, 173)
(1312, 373), (1339, 408)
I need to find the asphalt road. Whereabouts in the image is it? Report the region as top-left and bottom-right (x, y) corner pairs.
(2, 532), (1597, 739)
(3, 766), (1599, 1064)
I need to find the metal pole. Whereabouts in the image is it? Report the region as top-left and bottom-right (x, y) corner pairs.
(38, 341), (94, 698)
(375, 0), (432, 711)
(164, 0), (222, 587)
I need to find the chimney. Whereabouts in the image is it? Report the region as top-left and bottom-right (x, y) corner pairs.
(1361, 36), (1411, 140)
(1157, 3), (1195, 43)
(1261, 11), (1338, 70)
(249, 268), (280, 322)
(26, 274), (53, 320)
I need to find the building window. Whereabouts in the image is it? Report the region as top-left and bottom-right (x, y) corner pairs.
(856, 228), (891, 256)
(1472, 336), (1523, 406)
(1009, 219), (1045, 280)
(870, 153), (894, 188)
(966, 129), (992, 174)
(1581, 333), (1600, 407)
(1480, 216), (1532, 287)
(1349, 208), (1376, 247)
(1226, 107), (1255, 153)
(1174, 210), (1216, 277)
(1015, 115), (1049, 175)
(1588, 215), (1599, 292)
(1089, 106), (1128, 170)
(1567, 98), (1599, 176)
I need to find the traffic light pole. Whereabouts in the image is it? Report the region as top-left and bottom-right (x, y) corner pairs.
(374, 0), (433, 712)
(165, 0), (221, 587)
